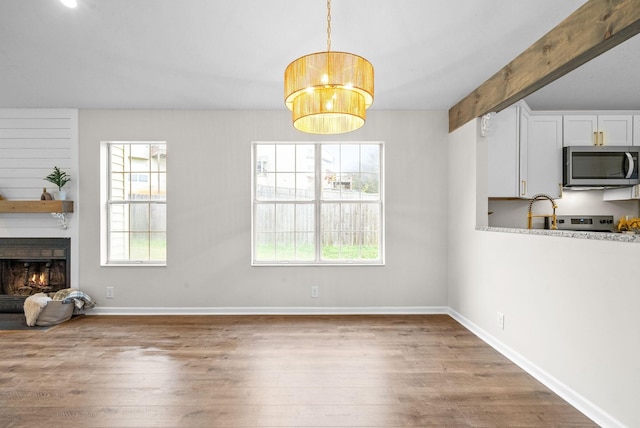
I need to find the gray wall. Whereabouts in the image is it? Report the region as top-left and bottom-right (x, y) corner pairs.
(448, 120), (640, 428)
(78, 110), (449, 312)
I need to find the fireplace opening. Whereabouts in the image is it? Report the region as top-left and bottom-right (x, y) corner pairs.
(0, 238), (70, 313)
(1, 260), (68, 295)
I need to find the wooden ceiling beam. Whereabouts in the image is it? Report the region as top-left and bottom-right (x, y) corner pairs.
(448, 0), (640, 133)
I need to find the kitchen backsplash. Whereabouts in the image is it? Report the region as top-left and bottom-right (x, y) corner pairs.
(488, 189), (640, 230)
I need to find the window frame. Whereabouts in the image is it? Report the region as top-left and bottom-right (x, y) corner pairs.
(251, 141), (385, 266)
(102, 141), (167, 266)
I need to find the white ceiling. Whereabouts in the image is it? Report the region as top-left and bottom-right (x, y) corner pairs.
(0, 0), (637, 112)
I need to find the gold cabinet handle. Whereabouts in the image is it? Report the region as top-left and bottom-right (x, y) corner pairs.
(593, 131), (605, 146)
(521, 180), (527, 196)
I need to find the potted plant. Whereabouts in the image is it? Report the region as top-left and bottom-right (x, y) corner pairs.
(44, 166), (71, 200)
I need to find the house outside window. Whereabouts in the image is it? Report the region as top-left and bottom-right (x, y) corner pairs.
(252, 142), (384, 265)
(104, 142), (167, 264)
(256, 158), (268, 176)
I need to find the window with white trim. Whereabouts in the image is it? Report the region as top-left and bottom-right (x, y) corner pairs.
(252, 142), (384, 265)
(105, 142), (167, 264)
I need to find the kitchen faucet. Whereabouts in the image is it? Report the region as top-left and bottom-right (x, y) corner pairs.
(527, 194), (558, 230)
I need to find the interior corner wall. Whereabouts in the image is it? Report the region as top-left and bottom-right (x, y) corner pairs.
(77, 109), (449, 312)
(447, 120), (640, 428)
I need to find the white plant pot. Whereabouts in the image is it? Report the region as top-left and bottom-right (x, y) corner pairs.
(54, 191), (67, 200)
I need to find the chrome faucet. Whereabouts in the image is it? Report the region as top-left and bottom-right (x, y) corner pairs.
(527, 194), (558, 230)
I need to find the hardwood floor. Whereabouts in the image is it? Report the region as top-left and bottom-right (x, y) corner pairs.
(0, 315), (597, 427)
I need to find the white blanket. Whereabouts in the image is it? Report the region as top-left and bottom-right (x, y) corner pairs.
(23, 293), (52, 326)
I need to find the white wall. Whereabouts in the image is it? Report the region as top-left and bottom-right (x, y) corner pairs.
(0, 109), (79, 288)
(448, 120), (640, 428)
(78, 110), (449, 312)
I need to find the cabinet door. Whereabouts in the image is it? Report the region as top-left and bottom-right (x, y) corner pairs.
(487, 105), (520, 197)
(633, 115), (640, 146)
(563, 115), (597, 146)
(521, 115), (563, 198)
(564, 114), (633, 146)
(598, 115), (633, 145)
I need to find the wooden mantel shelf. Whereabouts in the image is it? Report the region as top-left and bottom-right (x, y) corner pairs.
(0, 200), (74, 213)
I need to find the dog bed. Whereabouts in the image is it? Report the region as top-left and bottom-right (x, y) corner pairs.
(24, 293), (74, 326)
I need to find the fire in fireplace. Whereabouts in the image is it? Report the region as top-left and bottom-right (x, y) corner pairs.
(3, 260), (67, 295)
(0, 238), (71, 312)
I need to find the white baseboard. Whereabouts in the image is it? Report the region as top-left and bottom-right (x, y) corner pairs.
(448, 308), (624, 428)
(89, 306), (449, 316)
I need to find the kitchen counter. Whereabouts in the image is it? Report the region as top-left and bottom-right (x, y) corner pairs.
(477, 226), (640, 243)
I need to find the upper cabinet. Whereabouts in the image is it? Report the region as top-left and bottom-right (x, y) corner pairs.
(487, 102), (563, 199)
(520, 112), (563, 199)
(487, 105), (520, 198)
(488, 102), (640, 201)
(563, 114), (633, 146)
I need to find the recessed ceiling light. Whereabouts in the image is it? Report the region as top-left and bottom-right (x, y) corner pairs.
(60, 0), (78, 8)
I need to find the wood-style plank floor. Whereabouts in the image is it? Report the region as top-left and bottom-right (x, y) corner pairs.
(0, 315), (597, 427)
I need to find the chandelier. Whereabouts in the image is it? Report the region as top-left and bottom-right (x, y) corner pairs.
(284, 0), (374, 134)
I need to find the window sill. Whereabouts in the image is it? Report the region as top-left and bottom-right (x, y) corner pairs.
(101, 262), (167, 267)
(252, 262), (385, 267)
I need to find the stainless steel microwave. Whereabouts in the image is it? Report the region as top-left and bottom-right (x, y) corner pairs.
(563, 146), (640, 187)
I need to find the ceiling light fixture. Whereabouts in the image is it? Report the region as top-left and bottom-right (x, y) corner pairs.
(60, 0), (78, 8)
(284, 0), (374, 134)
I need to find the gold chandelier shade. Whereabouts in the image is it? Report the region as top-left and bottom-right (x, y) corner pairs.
(284, 51), (374, 134)
(291, 87), (365, 134)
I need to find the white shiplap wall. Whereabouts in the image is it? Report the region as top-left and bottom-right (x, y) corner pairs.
(0, 109), (78, 238)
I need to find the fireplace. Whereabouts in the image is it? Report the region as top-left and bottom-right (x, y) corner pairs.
(0, 238), (71, 313)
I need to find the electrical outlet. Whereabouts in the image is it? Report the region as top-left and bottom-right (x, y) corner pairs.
(311, 286), (319, 298)
(106, 286), (115, 299)
(497, 312), (505, 330)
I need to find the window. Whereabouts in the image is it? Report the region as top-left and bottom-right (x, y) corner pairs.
(104, 142), (167, 264)
(252, 142), (384, 265)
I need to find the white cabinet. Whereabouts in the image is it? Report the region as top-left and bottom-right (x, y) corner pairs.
(563, 114), (633, 146)
(600, 116), (640, 200)
(487, 105), (520, 198)
(520, 113), (563, 198)
(487, 103), (562, 199)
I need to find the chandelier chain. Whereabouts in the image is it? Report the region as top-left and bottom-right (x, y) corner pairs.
(326, 0), (331, 51)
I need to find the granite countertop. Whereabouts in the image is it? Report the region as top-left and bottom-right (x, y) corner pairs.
(477, 226), (640, 243)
